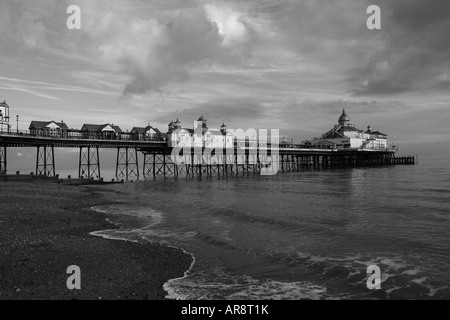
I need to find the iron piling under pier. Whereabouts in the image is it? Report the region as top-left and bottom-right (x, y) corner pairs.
(139, 148), (415, 179)
(79, 146), (101, 179)
(36, 145), (55, 177)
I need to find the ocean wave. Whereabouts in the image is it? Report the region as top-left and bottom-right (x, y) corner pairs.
(296, 253), (449, 299)
(163, 267), (330, 300)
(91, 204), (164, 227)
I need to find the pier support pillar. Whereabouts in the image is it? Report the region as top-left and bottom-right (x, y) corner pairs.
(79, 146), (101, 179)
(142, 151), (155, 177)
(202, 153), (211, 177)
(0, 144), (6, 174)
(174, 152), (188, 178)
(116, 147), (139, 181)
(142, 150), (177, 177)
(36, 145), (55, 176)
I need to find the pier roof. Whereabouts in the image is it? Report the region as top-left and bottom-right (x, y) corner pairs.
(367, 130), (388, 137)
(338, 109), (350, 122)
(131, 126), (162, 135)
(29, 121), (68, 130)
(81, 124), (122, 133)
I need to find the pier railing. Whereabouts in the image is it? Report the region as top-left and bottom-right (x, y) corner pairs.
(0, 130), (166, 142)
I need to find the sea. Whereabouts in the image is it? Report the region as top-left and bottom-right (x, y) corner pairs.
(83, 155), (450, 299)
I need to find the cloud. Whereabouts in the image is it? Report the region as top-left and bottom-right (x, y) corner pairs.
(204, 3), (249, 47)
(120, 9), (224, 95)
(3, 0), (450, 98)
(153, 94), (406, 138)
(0, 0), (257, 96)
(118, 3), (260, 96)
(350, 0), (450, 95)
(0, 75), (114, 96)
(300, 98), (406, 114)
(155, 96), (268, 128)
(248, 0), (450, 96)
(0, 85), (60, 101)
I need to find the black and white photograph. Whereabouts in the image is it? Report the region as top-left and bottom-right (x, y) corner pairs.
(1, 0), (449, 307)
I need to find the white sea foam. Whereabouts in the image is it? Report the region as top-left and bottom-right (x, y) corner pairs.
(163, 267), (330, 300)
(427, 285), (449, 297)
(91, 205), (164, 227)
(88, 204), (168, 245)
(379, 258), (408, 271)
(402, 269), (420, 276)
(411, 277), (428, 285)
(163, 251), (197, 300)
(90, 229), (141, 243)
(385, 285), (403, 296)
(296, 252), (441, 298)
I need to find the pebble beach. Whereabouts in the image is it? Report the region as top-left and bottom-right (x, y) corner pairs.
(0, 181), (192, 300)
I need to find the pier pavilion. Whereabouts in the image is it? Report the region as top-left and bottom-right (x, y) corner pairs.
(310, 109), (390, 150)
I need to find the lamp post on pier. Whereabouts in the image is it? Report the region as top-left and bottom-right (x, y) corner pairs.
(16, 115), (19, 134)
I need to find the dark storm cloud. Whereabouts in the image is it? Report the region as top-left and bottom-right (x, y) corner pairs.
(387, 0), (450, 31)
(257, 0), (450, 96)
(351, 0), (450, 95)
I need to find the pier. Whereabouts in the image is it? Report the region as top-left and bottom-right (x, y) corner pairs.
(0, 102), (416, 181)
(0, 133), (415, 181)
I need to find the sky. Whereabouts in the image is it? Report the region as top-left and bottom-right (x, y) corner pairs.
(1, 0), (450, 149)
